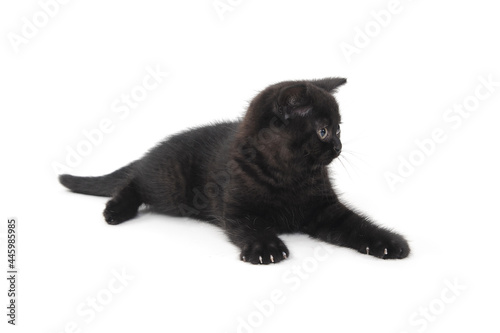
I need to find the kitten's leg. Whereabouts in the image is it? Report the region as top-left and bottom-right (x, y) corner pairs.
(223, 217), (289, 264)
(305, 202), (410, 259)
(103, 182), (142, 225)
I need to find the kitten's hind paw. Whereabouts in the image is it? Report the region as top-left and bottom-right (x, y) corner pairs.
(240, 237), (289, 265)
(103, 198), (138, 225)
(102, 183), (142, 225)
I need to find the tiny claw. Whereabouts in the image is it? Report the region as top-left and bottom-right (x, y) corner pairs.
(242, 256), (246, 262)
(366, 246), (370, 255)
(259, 256), (263, 264)
(384, 248), (388, 256)
(282, 252), (287, 259)
(270, 255), (274, 263)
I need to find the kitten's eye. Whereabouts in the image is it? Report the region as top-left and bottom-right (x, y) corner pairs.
(336, 126), (341, 136)
(318, 128), (328, 140)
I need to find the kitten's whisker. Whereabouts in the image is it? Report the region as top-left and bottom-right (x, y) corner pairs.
(341, 154), (362, 177)
(336, 156), (353, 180)
(342, 150), (372, 168)
(342, 149), (369, 158)
(344, 152), (366, 175)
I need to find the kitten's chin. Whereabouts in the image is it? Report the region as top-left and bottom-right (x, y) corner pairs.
(317, 151), (339, 166)
(315, 156), (334, 167)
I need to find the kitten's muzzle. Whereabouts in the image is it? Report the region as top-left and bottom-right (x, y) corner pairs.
(333, 142), (342, 156)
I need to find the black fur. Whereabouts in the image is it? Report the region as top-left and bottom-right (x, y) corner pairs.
(60, 78), (410, 264)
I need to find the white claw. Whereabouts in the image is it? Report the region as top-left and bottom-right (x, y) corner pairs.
(282, 252), (288, 259)
(366, 246), (370, 255)
(384, 248), (388, 256)
(270, 255), (274, 263)
(259, 256), (263, 264)
(242, 256), (246, 262)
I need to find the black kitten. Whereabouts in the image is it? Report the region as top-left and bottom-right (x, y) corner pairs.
(59, 78), (410, 264)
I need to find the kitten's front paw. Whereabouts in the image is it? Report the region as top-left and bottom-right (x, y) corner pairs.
(359, 231), (410, 259)
(240, 237), (289, 265)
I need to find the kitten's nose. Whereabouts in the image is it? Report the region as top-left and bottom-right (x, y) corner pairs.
(333, 143), (342, 154)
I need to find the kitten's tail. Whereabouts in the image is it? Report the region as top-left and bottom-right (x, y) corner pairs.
(59, 161), (138, 197)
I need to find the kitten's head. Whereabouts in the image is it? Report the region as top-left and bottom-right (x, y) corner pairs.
(242, 77), (347, 168)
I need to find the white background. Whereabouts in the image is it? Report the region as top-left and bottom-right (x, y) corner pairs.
(1, 0), (500, 332)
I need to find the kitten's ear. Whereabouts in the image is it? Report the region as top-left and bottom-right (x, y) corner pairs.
(276, 84), (312, 119)
(310, 77), (347, 93)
